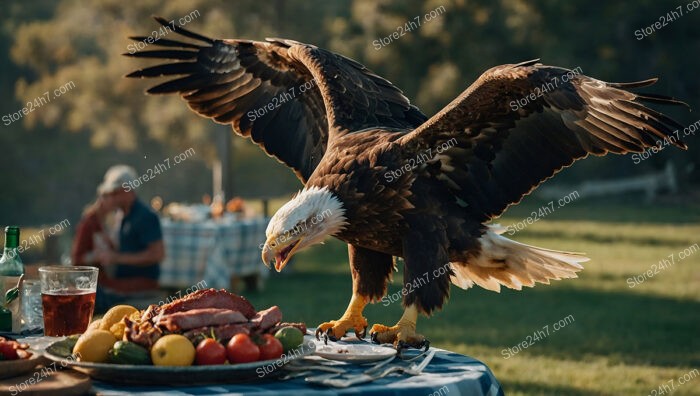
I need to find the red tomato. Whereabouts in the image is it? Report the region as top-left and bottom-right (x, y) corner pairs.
(0, 341), (19, 360)
(226, 334), (260, 363)
(195, 338), (227, 365)
(258, 334), (283, 360)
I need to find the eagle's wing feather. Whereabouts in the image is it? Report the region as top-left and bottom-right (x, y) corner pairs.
(400, 61), (688, 221)
(126, 17), (425, 183)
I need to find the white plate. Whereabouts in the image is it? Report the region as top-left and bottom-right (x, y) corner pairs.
(314, 343), (396, 363)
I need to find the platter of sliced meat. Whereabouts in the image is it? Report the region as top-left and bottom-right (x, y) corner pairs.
(43, 289), (313, 385)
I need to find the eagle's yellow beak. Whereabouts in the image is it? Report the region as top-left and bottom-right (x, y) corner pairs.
(262, 236), (304, 272)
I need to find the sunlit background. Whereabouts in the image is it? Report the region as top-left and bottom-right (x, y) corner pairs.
(1, 1), (699, 394)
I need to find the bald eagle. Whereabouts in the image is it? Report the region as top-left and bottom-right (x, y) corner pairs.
(127, 17), (687, 348)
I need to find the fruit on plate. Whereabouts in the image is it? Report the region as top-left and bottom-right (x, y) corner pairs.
(108, 341), (151, 365)
(226, 333), (260, 363)
(100, 305), (138, 332)
(123, 289), (305, 351)
(73, 330), (117, 363)
(109, 322), (127, 340)
(195, 338), (227, 365)
(0, 337), (32, 360)
(151, 334), (195, 366)
(74, 290), (308, 366)
(258, 334), (284, 360)
(0, 341), (19, 360)
(87, 319), (102, 331)
(275, 326), (304, 353)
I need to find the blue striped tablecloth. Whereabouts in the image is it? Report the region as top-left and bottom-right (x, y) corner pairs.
(160, 217), (269, 289)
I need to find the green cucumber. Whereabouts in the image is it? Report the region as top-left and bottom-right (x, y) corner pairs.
(107, 341), (151, 365)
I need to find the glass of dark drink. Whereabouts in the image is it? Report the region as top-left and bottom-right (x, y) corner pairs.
(39, 266), (98, 336)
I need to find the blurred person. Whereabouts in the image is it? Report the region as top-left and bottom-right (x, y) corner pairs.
(94, 165), (165, 311)
(71, 194), (116, 268)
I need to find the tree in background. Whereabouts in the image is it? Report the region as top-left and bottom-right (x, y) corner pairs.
(2, 0), (698, 224)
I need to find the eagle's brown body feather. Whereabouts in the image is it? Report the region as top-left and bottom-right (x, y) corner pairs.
(127, 17), (687, 318)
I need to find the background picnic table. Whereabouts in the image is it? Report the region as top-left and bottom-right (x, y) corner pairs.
(160, 217), (269, 290)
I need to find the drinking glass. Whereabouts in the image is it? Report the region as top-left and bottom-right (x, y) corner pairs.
(39, 266), (98, 336)
(20, 279), (43, 331)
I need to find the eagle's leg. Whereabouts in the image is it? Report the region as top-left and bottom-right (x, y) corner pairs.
(369, 304), (428, 349)
(315, 245), (394, 343)
(369, 218), (449, 349)
(315, 293), (369, 342)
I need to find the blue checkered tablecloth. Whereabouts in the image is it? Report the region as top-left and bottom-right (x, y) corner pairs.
(91, 340), (502, 395)
(18, 334), (503, 396)
(160, 217), (269, 289)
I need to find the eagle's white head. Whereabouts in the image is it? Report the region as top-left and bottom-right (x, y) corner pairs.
(262, 186), (347, 272)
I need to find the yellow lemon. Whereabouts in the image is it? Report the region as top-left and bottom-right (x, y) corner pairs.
(150, 334), (196, 366)
(87, 319), (102, 331)
(73, 330), (117, 363)
(99, 305), (138, 332)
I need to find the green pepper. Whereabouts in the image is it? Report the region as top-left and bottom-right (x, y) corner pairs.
(4, 287), (19, 306)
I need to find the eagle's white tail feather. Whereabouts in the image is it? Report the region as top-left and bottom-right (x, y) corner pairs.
(450, 224), (588, 292)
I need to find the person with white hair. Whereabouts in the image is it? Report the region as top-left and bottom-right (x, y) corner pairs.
(91, 165), (164, 311)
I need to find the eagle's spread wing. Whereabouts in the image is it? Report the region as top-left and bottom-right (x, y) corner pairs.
(400, 60), (688, 221)
(126, 17), (426, 183)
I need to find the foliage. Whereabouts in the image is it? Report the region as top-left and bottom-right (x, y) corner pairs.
(1, 0), (698, 224)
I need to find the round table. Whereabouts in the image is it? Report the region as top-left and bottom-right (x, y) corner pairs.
(16, 333), (503, 396)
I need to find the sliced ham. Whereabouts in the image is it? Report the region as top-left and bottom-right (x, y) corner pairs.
(250, 306), (282, 332)
(183, 323), (253, 342)
(158, 308), (248, 331)
(125, 317), (163, 349)
(123, 289), (304, 344)
(158, 288), (256, 319)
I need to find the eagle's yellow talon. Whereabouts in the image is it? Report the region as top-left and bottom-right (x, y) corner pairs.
(315, 294), (369, 341)
(316, 316), (368, 340)
(369, 305), (426, 348)
(369, 323), (425, 347)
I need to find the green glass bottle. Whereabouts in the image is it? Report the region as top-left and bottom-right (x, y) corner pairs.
(0, 226), (24, 332)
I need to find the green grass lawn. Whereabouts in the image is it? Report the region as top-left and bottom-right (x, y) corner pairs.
(245, 195), (700, 396)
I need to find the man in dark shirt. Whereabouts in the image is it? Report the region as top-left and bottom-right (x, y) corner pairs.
(95, 165), (164, 297)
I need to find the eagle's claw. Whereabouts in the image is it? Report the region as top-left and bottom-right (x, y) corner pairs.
(369, 323), (427, 349)
(325, 328), (338, 343)
(315, 316), (368, 343)
(356, 326), (367, 340)
(397, 339), (430, 351)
